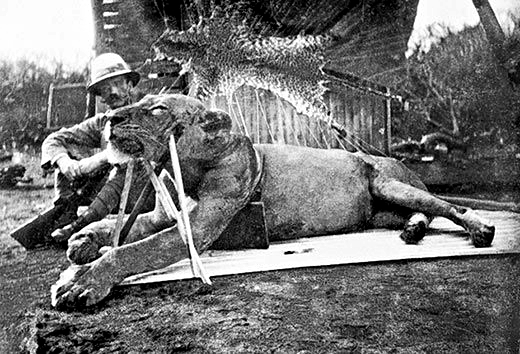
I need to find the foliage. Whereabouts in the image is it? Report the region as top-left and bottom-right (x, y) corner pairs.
(0, 58), (87, 150)
(396, 24), (520, 150)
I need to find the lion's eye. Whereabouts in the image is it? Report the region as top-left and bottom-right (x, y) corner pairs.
(149, 106), (168, 116)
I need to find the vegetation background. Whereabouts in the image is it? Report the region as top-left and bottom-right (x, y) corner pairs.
(0, 58), (87, 152)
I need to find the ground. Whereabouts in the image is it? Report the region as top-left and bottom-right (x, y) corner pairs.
(1, 152), (520, 353)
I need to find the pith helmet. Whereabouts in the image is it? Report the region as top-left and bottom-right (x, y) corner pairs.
(87, 53), (140, 94)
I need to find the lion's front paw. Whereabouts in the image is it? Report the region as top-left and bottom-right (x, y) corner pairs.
(51, 260), (117, 310)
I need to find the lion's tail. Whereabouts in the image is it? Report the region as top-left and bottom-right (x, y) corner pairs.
(436, 195), (520, 213)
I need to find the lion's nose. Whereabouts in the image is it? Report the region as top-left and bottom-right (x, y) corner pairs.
(108, 114), (125, 126)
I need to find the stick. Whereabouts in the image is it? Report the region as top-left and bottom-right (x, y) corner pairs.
(118, 152), (170, 246)
(143, 161), (211, 284)
(143, 162), (180, 225)
(153, 165), (210, 284)
(113, 159), (135, 247)
(168, 135), (211, 285)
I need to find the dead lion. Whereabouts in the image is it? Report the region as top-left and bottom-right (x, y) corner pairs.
(51, 94), (495, 309)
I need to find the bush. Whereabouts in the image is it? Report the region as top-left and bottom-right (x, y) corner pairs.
(397, 24), (520, 149)
(0, 58), (87, 151)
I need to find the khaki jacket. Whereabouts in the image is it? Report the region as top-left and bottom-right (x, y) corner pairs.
(41, 113), (110, 170)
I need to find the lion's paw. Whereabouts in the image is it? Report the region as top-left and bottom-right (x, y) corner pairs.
(458, 209), (495, 248)
(51, 261), (116, 310)
(470, 225), (495, 248)
(399, 220), (426, 245)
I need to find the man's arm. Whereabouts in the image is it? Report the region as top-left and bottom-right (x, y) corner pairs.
(55, 151), (109, 180)
(41, 113), (109, 171)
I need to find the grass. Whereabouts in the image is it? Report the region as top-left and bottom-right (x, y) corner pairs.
(0, 150), (54, 263)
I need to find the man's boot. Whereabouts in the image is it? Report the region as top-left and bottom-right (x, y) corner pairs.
(51, 208), (106, 244)
(53, 198), (79, 230)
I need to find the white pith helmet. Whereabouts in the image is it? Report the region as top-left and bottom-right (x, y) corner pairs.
(87, 53), (140, 95)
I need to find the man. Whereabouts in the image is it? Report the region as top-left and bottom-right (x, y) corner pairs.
(41, 53), (152, 242)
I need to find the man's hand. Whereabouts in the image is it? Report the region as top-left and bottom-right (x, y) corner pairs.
(56, 152), (108, 180)
(56, 156), (82, 180)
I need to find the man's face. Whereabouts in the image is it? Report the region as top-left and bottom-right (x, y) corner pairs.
(97, 75), (134, 109)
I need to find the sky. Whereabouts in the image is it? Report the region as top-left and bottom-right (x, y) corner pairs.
(407, 0), (520, 57)
(0, 0), (94, 71)
(0, 0), (519, 70)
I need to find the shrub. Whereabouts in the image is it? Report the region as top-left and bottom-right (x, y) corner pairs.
(0, 58), (87, 151)
(397, 23), (520, 149)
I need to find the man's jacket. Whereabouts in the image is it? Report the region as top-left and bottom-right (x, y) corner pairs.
(41, 113), (110, 170)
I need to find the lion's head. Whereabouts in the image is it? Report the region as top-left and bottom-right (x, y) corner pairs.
(104, 94), (233, 164)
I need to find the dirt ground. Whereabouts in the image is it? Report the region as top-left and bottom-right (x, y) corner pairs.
(1, 154), (520, 353)
(2, 239), (520, 353)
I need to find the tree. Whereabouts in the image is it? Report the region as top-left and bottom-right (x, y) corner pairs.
(0, 58), (87, 150)
(396, 23), (520, 153)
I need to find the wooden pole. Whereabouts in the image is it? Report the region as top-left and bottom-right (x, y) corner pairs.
(384, 87), (392, 155)
(168, 135), (211, 284)
(143, 160), (211, 285)
(117, 152), (170, 247)
(46, 83), (55, 129)
(112, 159), (135, 247)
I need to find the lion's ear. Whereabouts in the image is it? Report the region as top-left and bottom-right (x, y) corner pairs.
(198, 109), (232, 133)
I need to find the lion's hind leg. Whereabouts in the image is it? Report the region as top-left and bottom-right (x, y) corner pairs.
(370, 209), (431, 244)
(370, 175), (495, 247)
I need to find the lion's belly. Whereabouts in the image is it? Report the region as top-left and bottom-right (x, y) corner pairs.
(254, 144), (373, 241)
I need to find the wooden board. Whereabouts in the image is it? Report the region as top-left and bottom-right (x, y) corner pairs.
(121, 210), (520, 286)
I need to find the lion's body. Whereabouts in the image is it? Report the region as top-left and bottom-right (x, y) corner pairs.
(257, 144), (373, 240)
(52, 94), (496, 309)
(255, 144), (422, 240)
(147, 119), (426, 244)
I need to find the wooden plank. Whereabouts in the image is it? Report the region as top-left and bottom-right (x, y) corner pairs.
(295, 109), (306, 147)
(234, 90), (249, 138)
(353, 93), (361, 146)
(253, 90), (261, 144)
(251, 89), (259, 144)
(285, 100), (296, 145)
(276, 96), (285, 144)
(358, 95), (366, 148)
(267, 93), (277, 144)
(334, 91), (346, 150)
(286, 102), (296, 146)
(323, 92), (334, 149)
(121, 210), (520, 286)
(367, 96), (373, 150)
(256, 90), (270, 144)
(345, 93), (356, 151)
(371, 96), (385, 153)
(244, 87), (255, 143)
